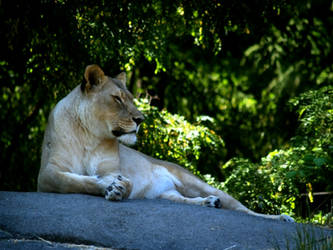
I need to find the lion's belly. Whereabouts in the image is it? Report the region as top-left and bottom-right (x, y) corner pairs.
(119, 145), (181, 199)
(128, 166), (180, 199)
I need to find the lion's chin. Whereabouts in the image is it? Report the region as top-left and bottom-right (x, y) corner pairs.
(118, 133), (137, 146)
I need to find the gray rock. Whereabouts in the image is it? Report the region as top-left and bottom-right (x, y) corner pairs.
(0, 191), (331, 249)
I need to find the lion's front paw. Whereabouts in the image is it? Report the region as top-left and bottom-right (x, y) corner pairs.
(280, 214), (294, 223)
(203, 195), (222, 208)
(104, 175), (132, 201)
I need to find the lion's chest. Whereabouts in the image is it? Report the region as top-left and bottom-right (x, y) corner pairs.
(83, 150), (120, 176)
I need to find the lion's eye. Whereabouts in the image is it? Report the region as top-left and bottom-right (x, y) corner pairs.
(112, 95), (122, 104)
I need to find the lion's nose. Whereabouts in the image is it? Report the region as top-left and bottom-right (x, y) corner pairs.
(133, 117), (144, 126)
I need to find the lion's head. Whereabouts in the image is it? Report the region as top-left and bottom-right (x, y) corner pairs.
(79, 64), (144, 145)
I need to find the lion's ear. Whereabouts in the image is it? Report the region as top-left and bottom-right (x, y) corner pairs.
(81, 64), (106, 92)
(115, 72), (127, 88)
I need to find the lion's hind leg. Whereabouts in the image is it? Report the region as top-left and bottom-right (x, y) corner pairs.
(246, 211), (295, 222)
(159, 190), (222, 208)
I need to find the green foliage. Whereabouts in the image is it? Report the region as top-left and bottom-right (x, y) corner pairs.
(220, 156), (298, 215)
(221, 86), (333, 221)
(135, 99), (226, 178)
(298, 211), (332, 228)
(147, 0), (333, 162)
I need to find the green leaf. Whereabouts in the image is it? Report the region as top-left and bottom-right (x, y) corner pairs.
(286, 171), (297, 178)
(313, 157), (326, 167)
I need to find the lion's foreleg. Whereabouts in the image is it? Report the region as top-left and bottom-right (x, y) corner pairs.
(92, 160), (132, 201)
(38, 166), (105, 195)
(39, 165), (133, 201)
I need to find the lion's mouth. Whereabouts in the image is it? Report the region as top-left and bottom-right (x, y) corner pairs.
(112, 130), (136, 137)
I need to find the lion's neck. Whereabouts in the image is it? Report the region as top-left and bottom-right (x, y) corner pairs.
(59, 87), (120, 154)
(83, 137), (119, 154)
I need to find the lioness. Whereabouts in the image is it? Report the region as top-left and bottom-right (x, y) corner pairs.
(38, 65), (293, 222)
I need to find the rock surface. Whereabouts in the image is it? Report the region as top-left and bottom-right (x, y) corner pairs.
(0, 191), (331, 249)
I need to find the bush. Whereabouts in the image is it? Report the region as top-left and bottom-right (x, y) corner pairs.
(220, 157), (295, 215)
(221, 86), (333, 221)
(135, 98), (227, 178)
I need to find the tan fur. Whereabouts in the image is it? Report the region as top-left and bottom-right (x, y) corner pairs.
(38, 65), (293, 222)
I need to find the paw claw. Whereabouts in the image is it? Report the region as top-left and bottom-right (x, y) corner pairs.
(214, 198), (222, 208)
(203, 195), (222, 208)
(104, 175), (131, 201)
